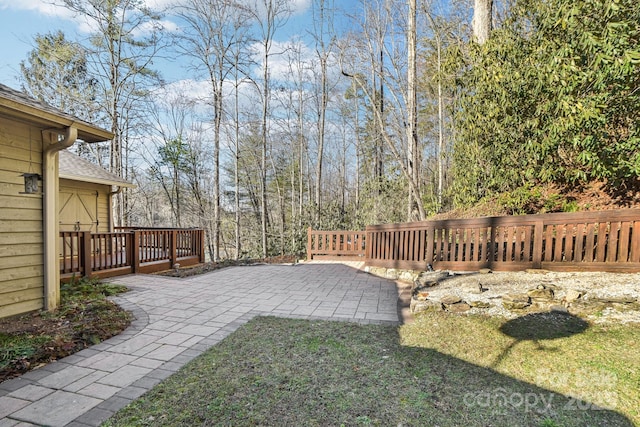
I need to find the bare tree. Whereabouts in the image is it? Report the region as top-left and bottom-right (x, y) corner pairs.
(175, 0), (250, 260)
(61, 0), (164, 226)
(340, 0), (426, 221)
(407, 0), (419, 220)
(310, 0), (336, 226)
(245, 0), (292, 258)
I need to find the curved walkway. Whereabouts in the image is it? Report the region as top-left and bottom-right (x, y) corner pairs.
(0, 263), (400, 427)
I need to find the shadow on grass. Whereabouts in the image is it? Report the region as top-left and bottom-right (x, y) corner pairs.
(105, 316), (633, 427)
(493, 312), (590, 368)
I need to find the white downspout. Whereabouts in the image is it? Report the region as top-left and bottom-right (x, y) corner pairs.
(42, 126), (78, 311)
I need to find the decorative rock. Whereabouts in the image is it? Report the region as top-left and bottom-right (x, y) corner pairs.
(478, 268), (492, 274)
(440, 295), (462, 305)
(564, 290), (583, 303)
(594, 296), (637, 304)
(568, 300), (607, 316)
(525, 269), (550, 274)
(469, 301), (491, 309)
(413, 271), (448, 288)
(550, 305), (569, 313)
(415, 291), (430, 301)
(410, 299), (443, 314)
(385, 269), (400, 279)
(399, 270), (420, 282)
(502, 293), (531, 310)
(527, 287), (555, 300)
(446, 302), (471, 313)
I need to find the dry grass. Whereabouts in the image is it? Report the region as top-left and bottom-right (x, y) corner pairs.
(104, 314), (638, 427)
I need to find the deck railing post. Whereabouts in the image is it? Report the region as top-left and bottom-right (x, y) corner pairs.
(170, 230), (178, 267)
(199, 230), (205, 263)
(81, 231), (92, 278)
(132, 231), (140, 274)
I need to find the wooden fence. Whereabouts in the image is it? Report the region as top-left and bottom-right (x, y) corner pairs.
(307, 209), (640, 273)
(60, 228), (205, 280)
(307, 229), (367, 261)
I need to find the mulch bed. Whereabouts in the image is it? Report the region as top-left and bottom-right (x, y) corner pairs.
(0, 285), (131, 382)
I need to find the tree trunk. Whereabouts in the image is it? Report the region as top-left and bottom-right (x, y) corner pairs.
(407, 0), (419, 221)
(436, 37), (444, 211)
(234, 80), (241, 260)
(472, 0), (493, 44)
(261, 41), (269, 259)
(213, 78), (222, 261)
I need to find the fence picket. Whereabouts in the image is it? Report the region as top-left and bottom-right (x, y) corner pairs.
(596, 222), (609, 262)
(608, 222), (621, 262)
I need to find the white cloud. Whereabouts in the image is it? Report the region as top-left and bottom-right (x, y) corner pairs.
(291, 0), (311, 15)
(131, 19), (179, 37)
(249, 39), (317, 82)
(143, 0), (179, 10)
(0, 0), (178, 35)
(156, 79), (212, 105)
(0, 0), (74, 18)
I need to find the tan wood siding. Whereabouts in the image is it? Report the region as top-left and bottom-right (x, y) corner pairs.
(0, 116), (44, 317)
(59, 179), (111, 233)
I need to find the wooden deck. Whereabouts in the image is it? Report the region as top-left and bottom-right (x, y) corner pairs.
(60, 228), (205, 280)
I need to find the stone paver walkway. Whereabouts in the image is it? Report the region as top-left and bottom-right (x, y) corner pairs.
(0, 262), (400, 426)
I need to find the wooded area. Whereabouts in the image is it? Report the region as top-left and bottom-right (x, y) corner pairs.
(18, 0), (640, 261)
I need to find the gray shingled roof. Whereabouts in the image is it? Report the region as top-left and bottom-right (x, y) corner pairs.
(0, 84), (76, 120)
(0, 83), (113, 143)
(59, 150), (135, 188)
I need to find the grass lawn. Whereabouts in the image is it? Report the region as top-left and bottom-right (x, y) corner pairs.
(104, 312), (638, 427)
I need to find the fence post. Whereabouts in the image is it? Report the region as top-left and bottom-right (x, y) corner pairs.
(81, 231), (92, 278)
(307, 227), (313, 260)
(132, 231), (140, 274)
(364, 226), (371, 264)
(532, 220), (544, 269)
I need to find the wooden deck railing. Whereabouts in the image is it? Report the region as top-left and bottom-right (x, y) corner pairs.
(307, 209), (640, 273)
(60, 228), (205, 280)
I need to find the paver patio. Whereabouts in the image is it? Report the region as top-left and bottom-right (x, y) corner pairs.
(0, 262), (400, 426)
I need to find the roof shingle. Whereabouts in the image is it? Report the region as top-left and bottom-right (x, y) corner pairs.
(59, 150), (134, 188)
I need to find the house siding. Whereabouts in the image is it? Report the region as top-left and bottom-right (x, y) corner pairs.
(0, 116), (44, 317)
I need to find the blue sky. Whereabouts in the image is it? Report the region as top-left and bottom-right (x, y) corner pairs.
(0, 0), (361, 89)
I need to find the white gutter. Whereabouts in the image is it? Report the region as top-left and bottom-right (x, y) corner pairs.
(42, 126), (78, 311)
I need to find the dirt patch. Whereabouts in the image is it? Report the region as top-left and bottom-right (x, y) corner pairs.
(432, 181), (640, 219)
